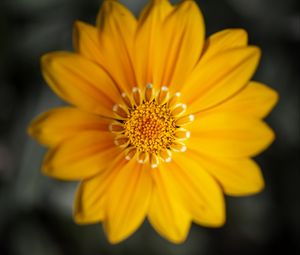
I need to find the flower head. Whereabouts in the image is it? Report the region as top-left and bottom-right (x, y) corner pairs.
(28, 0), (278, 244)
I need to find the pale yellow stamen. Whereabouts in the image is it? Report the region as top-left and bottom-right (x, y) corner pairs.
(112, 104), (128, 119)
(121, 92), (132, 108)
(109, 122), (124, 133)
(157, 86), (169, 104)
(125, 147), (137, 160)
(137, 151), (148, 164)
(171, 142), (187, 152)
(168, 92), (181, 108)
(145, 83), (154, 102)
(175, 114), (195, 126)
(160, 149), (172, 162)
(150, 154), (159, 168)
(132, 87), (141, 105)
(114, 135), (129, 147)
(171, 103), (187, 116)
(175, 129), (190, 140)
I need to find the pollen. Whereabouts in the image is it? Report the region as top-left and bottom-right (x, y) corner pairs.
(110, 84), (194, 167)
(124, 101), (176, 154)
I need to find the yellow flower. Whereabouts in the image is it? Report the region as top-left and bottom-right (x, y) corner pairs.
(28, 0), (278, 244)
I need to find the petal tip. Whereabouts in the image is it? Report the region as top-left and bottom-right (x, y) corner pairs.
(271, 88), (280, 107)
(40, 52), (62, 72)
(104, 224), (127, 245)
(251, 46), (261, 60)
(245, 46), (261, 61)
(231, 28), (248, 44)
(168, 235), (188, 245)
(27, 122), (35, 138)
(208, 208), (226, 228)
(251, 176), (265, 195)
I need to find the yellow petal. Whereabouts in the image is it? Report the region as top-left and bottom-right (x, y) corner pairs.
(103, 161), (152, 244)
(43, 131), (120, 180)
(73, 21), (104, 65)
(182, 46), (261, 113)
(96, 0), (137, 94)
(185, 151), (265, 196)
(41, 52), (121, 117)
(148, 166), (191, 243)
(187, 112), (275, 158)
(28, 107), (110, 147)
(207, 81), (279, 118)
(201, 29), (248, 62)
(134, 0), (173, 89)
(161, 0), (205, 92)
(170, 153), (225, 227)
(74, 154), (125, 224)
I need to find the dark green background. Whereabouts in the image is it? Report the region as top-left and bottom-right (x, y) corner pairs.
(0, 0), (299, 254)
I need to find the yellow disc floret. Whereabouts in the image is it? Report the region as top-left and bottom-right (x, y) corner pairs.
(124, 101), (176, 154)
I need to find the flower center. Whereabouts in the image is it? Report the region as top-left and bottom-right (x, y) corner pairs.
(124, 101), (176, 154)
(109, 84), (194, 168)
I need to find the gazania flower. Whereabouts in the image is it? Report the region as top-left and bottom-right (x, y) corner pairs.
(28, 0), (278, 244)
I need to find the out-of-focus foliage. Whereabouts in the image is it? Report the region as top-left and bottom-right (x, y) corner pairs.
(0, 0), (299, 254)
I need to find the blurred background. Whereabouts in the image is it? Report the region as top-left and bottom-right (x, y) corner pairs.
(0, 0), (299, 254)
